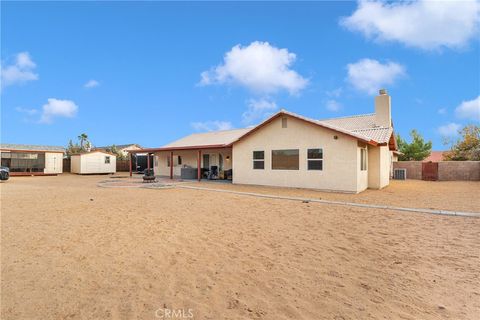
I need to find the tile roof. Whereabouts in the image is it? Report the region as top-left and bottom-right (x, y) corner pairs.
(318, 113), (392, 144)
(423, 151), (446, 162)
(0, 143), (65, 152)
(141, 109), (395, 152)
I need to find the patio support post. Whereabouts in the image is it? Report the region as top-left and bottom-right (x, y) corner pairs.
(147, 153), (150, 171)
(129, 153), (132, 177)
(197, 150), (201, 181)
(170, 151), (173, 179)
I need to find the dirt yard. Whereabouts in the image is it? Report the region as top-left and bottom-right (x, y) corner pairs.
(1, 174), (479, 320)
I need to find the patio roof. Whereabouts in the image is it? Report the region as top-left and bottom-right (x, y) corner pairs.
(127, 128), (250, 153)
(0, 143), (65, 153)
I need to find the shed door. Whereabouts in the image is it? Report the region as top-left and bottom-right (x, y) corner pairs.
(422, 162), (438, 181)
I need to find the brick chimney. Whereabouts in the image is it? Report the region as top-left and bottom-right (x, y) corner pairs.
(375, 89), (392, 127)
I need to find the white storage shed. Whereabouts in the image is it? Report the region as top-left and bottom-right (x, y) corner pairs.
(70, 151), (116, 174)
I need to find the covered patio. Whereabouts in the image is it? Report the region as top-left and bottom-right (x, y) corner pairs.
(127, 145), (233, 181)
(127, 127), (249, 181)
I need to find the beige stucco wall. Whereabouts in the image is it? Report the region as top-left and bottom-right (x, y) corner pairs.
(44, 152), (63, 174)
(154, 148), (232, 177)
(368, 145), (390, 189)
(232, 115), (361, 193)
(71, 152), (116, 174)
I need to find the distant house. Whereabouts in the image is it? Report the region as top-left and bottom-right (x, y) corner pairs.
(423, 151), (446, 162)
(94, 144), (142, 158)
(70, 151), (116, 174)
(130, 89), (399, 193)
(0, 143), (64, 176)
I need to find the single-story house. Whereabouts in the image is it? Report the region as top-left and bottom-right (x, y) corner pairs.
(93, 144), (142, 158)
(71, 151), (116, 174)
(128, 89), (399, 193)
(0, 143), (64, 176)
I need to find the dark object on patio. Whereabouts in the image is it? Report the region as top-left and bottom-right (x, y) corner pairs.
(143, 168), (156, 183)
(208, 166), (218, 180)
(181, 167), (197, 179)
(224, 169), (232, 180)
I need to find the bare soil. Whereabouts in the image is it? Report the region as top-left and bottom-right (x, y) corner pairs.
(1, 174), (479, 319)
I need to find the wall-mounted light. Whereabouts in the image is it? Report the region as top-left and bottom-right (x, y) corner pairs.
(226, 156), (230, 160)
(333, 135), (338, 140)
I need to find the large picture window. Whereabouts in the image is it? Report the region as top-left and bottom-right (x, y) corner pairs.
(360, 148), (367, 171)
(253, 151), (264, 169)
(272, 149), (299, 170)
(307, 148), (323, 170)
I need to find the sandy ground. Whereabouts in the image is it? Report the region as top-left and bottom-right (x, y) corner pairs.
(1, 174), (479, 320)
(183, 179), (480, 213)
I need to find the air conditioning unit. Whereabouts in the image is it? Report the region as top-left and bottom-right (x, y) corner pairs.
(393, 168), (407, 180)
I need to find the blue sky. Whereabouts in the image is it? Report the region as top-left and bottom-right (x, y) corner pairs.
(1, 1), (479, 149)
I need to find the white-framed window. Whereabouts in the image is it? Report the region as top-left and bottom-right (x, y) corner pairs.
(253, 151), (264, 169)
(360, 148), (367, 171)
(105, 156), (111, 164)
(307, 148), (323, 170)
(272, 149), (299, 170)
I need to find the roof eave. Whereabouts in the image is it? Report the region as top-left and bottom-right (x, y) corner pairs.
(127, 144), (231, 153)
(0, 148), (65, 153)
(230, 110), (380, 146)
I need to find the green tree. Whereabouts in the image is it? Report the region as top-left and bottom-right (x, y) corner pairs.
(106, 144), (126, 160)
(65, 139), (81, 157)
(443, 125), (480, 161)
(77, 133), (89, 149)
(396, 130), (432, 161)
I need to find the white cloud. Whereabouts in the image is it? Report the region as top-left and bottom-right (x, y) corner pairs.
(1, 52), (38, 89)
(438, 123), (461, 137)
(326, 87), (343, 98)
(39, 98), (79, 124)
(341, 0), (480, 50)
(199, 41), (308, 95)
(437, 108), (447, 115)
(326, 99), (342, 112)
(455, 96), (480, 122)
(191, 120), (233, 132)
(346, 58), (405, 95)
(84, 79), (100, 88)
(15, 107), (38, 116)
(242, 99), (278, 124)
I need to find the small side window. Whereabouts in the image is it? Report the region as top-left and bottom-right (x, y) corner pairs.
(307, 148), (323, 170)
(178, 156), (182, 165)
(360, 148), (367, 171)
(253, 151), (264, 169)
(105, 156), (111, 164)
